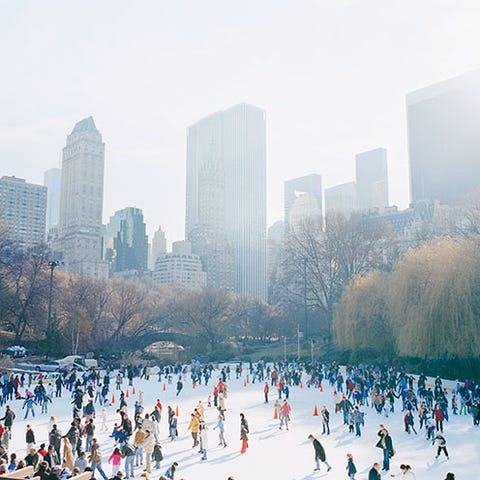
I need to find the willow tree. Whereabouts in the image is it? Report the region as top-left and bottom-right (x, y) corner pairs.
(388, 238), (480, 359)
(333, 271), (393, 356)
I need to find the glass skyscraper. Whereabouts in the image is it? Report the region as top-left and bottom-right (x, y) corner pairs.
(186, 103), (266, 298)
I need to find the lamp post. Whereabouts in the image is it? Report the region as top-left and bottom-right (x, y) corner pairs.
(303, 256), (308, 340)
(47, 260), (60, 330)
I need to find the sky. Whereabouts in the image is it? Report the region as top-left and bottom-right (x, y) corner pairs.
(1, 0), (480, 244)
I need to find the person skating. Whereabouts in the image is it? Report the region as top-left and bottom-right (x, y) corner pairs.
(164, 461), (178, 479)
(390, 464), (416, 479)
(321, 406), (330, 435)
(368, 462), (381, 480)
(279, 399), (291, 431)
(187, 413), (200, 448)
(433, 432), (449, 460)
(376, 424), (394, 471)
(88, 438), (108, 480)
(264, 382), (269, 403)
(240, 413), (249, 454)
(213, 414), (227, 447)
(308, 434), (332, 472)
(346, 453), (357, 479)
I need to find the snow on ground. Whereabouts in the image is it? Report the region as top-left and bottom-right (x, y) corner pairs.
(6, 367), (478, 480)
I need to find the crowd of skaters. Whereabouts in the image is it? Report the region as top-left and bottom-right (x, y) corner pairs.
(0, 360), (475, 479)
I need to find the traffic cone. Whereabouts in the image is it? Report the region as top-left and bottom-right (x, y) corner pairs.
(274, 408), (278, 419)
(313, 405), (319, 416)
(320, 384), (323, 392)
(243, 379), (247, 387)
(163, 384), (166, 391)
(192, 382), (196, 389)
(126, 389), (129, 398)
(111, 394), (115, 404)
(175, 405), (179, 417)
(300, 381), (303, 388)
(132, 386), (135, 394)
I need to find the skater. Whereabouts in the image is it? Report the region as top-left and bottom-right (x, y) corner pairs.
(264, 382), (269, 403)
(89, 438), (109, 480)
(25, 424), (35, 451)
(213, 414), (227, 447)
(22, 396), (37, 419)
(321, 405), (330, 435)
(164, 461), (178, 479)
(240, 413), (249, 453)
(346, 453), (357, 479)
(308, 434), (332, 472)
(376, 424), (394, 472)
(433, 432), (449, 460)
(390, 464), (416, 479)
(279, 399), (291, 430)
(187, 413), (200, 448)
(198, 421), (208, 460)
(368, 463), (381, 480)
(108, 447), (122, 477)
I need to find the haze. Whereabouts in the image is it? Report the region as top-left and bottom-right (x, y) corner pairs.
(1, 0), (480, 243)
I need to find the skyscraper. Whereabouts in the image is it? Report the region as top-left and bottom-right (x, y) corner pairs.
(407, 70), (480, 205)
(149, 226), (167, 271)
(56, 116), (107, 278)
(284, 174), (322, 231)
(104, 207), (148, 275)
(355, 148), (388, 212)
(325, 182), (356, 218)
(43, 167), (61, 231)
(0, 175), (47, 251)
(186, 103), (266, 298)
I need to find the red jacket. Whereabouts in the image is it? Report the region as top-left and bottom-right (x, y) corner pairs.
(434, 409), (444, 421)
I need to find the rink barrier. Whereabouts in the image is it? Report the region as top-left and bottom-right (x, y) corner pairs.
(2, 466), (34, 479)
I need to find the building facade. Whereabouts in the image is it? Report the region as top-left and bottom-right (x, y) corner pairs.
(407, 70), (480, 205)
(153, 241), (206, 290)
(104, 207), (148, 275)
(149, 226), (167, 271)
(43, 167), (61, 232)
(325, 181), (356, 219)
(55, 116), (107, 278)
(284, 174), (322, 231)
(186, 103), (266, 298)
(0, 176), (47, 251)
(355, 148), (388, 212)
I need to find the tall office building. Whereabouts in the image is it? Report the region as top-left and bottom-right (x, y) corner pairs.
(266, 220), (284, 303)
(104, 207), (148, 275)
(186, 103), (266, 298)
(407, 70), (480, 205)
(284, 174), (322, 231)
(0, 176), (47, 251)
(355, 148), (388, 212)
(149, 226), (167, 271)
(56, 116), (107, 278)
(325, 182), (356, 218)
(43, 168), (61, 232)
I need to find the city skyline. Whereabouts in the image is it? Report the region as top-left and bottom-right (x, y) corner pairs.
(1, 1), (480, 244)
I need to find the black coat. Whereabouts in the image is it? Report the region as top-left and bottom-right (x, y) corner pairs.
(368, 467), (381, 480)
(312, 439), (326, 461)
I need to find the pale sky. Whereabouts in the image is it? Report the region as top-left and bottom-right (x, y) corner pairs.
(1, 0), (480, 244)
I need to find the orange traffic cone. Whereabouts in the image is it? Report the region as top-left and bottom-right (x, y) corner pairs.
(163, 384), (166, 391)
(192, 382), (196, 389)
(243, 379), (247, 387)
(274, 408), (278, 419)
(313, 405), (319, 416)
(111, 394), (115, 404)
(300, 381), (303, 388)
(175, 405), (179, 417)
(126, 389), (129, 398)
(132, 386), (135, 394)
(320, 384), (323, 392)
